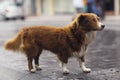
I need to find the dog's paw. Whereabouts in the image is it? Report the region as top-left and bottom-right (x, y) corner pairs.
(35, 65), (42, 71)
(82, 68), (91, 73)
(63, 69), (69, 74)
(30, 69), (36, 73)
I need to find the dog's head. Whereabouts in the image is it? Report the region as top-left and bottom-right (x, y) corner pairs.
(72, 13), (105, 32)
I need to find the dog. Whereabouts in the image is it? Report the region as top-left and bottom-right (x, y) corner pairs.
(4, 13), (105, 74)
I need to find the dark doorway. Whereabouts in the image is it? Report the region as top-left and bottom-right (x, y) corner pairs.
(104, 0), (114, 11)
(104, 0), (114, 15)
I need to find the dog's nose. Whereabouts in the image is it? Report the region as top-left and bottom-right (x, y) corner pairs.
(101, 24), (105, 29)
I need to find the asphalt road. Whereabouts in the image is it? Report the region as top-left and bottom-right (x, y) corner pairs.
(0, 19), (120, 80)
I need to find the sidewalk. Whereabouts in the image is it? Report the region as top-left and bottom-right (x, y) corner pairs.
(26, 15), (120, 22)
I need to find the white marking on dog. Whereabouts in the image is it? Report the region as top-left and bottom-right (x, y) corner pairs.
(81, 62), (91, 73)
(30, 69), (36, 73)
(61, 63), (69, 74)
(86, 31), (96, 44)
(77, 58), (91, 73)
(35, 65), (42, 70)
(73, 46), (86, 58)
(98, 22), (103, 28)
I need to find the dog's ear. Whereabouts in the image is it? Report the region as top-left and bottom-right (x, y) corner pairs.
(78, 14), (86, 23)
(71, 14), (86, 31)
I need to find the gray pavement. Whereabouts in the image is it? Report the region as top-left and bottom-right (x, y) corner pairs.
(0, 16), (120, 80)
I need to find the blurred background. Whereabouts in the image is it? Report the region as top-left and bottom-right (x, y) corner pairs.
(0, 0), (119, 21)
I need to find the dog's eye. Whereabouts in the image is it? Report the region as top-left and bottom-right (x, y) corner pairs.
(85, 20), (89, 23)
(92, 19), (96, 22)
(97, 17), (100, 21)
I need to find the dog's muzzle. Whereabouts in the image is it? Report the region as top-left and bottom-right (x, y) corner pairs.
(100, 24), (105, 30)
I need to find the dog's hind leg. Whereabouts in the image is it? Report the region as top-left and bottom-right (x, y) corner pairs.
(27, 57), (36, 73)
(26, 46), (39, 73)
(34, 49), (42, 71)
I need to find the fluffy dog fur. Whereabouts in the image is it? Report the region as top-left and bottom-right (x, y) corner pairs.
(4, 13), (105, 74)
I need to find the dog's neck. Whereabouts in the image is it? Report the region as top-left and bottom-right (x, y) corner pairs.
(66, 26), (86, 52)
(69, 24), (97, 44)
(85, 31), (97, 44)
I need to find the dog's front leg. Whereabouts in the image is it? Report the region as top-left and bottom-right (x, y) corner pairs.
(77, 45), (91, 73)
(79, 55), (91, 73)
(78, 56), (91, 73)
(60, 62), (69, 74)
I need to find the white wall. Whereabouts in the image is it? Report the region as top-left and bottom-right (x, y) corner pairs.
(54, 0), (74, 14)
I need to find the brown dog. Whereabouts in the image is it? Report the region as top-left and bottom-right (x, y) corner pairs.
(5, 13), (105, 74)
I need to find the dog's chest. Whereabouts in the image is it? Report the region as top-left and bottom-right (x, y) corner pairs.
(72, 31), (96, 58)
(85, 31), (96, 44)
(72, 45), (86, 57)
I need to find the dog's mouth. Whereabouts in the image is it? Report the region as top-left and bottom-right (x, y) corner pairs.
(85, 27), (104, 31)
(98, 23), (105, 31)
(97, 24), (105, 31)
(93, 24), (105, 31)
(82, 24), (105, 32)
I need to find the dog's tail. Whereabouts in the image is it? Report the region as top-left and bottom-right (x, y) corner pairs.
(4, 32), (23, 52)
